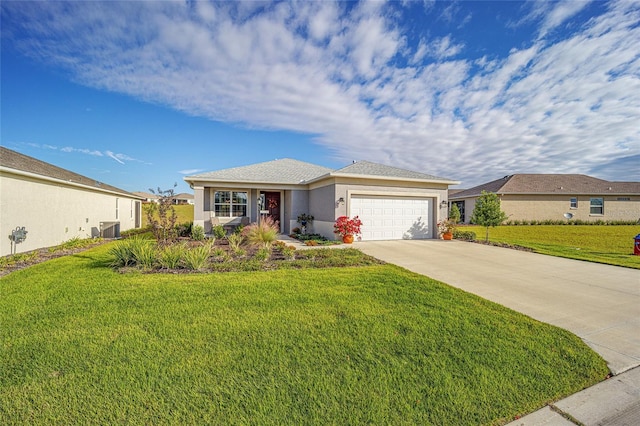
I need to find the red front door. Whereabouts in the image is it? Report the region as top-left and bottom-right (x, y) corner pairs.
(263, 192), (281, 226)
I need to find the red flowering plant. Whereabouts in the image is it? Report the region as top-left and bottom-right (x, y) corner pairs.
(333, 215), (363, 237)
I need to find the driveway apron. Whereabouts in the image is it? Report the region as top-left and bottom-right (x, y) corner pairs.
(358, 240), (640, 375)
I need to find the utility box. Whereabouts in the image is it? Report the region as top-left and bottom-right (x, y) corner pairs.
(100, 221), (121, 238)
(634, 234), (640, 256)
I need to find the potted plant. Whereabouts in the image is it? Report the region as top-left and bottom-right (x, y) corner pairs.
(437, 218), (456, 240)
(296, 213), (314, 234)
(333, 216), (362, 243)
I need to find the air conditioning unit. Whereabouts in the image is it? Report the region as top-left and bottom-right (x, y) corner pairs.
(100, 221), (121, 238)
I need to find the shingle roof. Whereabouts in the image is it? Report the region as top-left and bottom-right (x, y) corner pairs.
(450, 174), (640, 198)
(1, 146), (141, 198)
(186, 158), (458, 185)
(133, 191), (159, 200)
(330, 161), (457, 183)
(186, 158), (333, 184)
(174, 192), (194, 200)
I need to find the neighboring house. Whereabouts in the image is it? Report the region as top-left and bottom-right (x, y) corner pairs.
(0, 147), (144, 256)
(184, 159), (459, 241)
(449, 174), (640, 224)
(133, 191), (160, 203)
(173, 192), (194, 205)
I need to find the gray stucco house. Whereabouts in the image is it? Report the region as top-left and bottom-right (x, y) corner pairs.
(184, 159), (459, 241)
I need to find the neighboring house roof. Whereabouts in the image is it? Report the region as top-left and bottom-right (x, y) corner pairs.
(450, 174), (640, 199)
(133, 191), (160, 200)
(174, 192), (194, 200)
(1, 146), (143, 199)
(186, 158), (458, 185)
(187, 159), (333, 185)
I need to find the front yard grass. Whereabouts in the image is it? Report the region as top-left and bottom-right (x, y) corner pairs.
(462, 225), (640, 269)
(1, 243), (608, 425)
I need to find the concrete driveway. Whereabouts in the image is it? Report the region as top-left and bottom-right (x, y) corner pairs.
(358, 240), (640, 375)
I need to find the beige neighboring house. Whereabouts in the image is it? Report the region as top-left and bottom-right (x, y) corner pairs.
(185, 158), (459, 240)
(0, 147), (144, 256)
(449, 174), (640, 224)
(173, 192), (194, 205)
(133, 191), (160, 203)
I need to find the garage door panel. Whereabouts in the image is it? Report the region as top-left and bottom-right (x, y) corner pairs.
(351, 196), (433, 241)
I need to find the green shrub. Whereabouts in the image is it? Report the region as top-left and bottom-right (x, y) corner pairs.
(227, 233), (244, 251)
(191, 225), (206, 241)
(158, 244), (185, 269)
(253, 247), (271, 262)
(109, 239), (137, 267)
(242, 217), (279, 249)
(212, 224), (226, 239)
(281, 245), (296, 260)
(453, 230), (476, 241)
(176, 222), (193, 238)
(130, 239), (157, 269)
(183, 243), (212, 271)
(211, 247), (229, 262)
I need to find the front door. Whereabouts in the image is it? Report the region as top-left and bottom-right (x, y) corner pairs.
(263, 192), (281, 226)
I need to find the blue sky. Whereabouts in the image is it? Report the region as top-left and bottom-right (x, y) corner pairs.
(2, 1), (639, 194)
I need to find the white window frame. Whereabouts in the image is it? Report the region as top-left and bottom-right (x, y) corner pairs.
(570, 197), (578, 209)
(213, 190), (248, 217)
(589, 197), (604, 215)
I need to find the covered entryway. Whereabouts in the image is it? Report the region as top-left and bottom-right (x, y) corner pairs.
(350, 196), (434, 240)
(260, 191), (281, 226)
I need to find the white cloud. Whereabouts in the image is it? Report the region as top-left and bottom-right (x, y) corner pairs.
(537, 0), (592, 39)
(3, 0), (639, 186)
(179, 169), (206, 175)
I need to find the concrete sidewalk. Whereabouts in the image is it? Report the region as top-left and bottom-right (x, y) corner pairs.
(358, 240), (640, 425)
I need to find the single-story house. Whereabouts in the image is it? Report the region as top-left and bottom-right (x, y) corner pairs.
(184, 159), (459, 241)
(133, 191), (160, 203)
(173, 192), (194, 205)
(449, 174), (640, 223)
(0, 147), (144, 256)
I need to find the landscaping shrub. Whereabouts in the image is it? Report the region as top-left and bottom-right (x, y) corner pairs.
(227, 233), (244, 251)
(183, 243), (212, 271)
(453, 230), (476, 241)
(130, 239), (157, 269)
(212, 224), (226, 239)
(281, 245), (296, 260)
(242, 217), (279, 249)
(191, 225), (205, 241)
(158, 244), (185, 269)
(108, 237), (141, 267)
(253, 247), (272, 262)
(176, 221), (193, 238)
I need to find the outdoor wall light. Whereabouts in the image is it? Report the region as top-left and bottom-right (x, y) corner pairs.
(440, 200), (448, 207)
(337, 197), (345, 205)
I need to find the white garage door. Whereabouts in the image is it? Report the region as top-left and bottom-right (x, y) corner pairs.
(350, 196), (433, 241)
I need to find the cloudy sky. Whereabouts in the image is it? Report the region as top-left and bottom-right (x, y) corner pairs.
(2, 0), (639, 193)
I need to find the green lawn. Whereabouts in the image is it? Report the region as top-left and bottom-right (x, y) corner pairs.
(142, 204), (194, 227)
(462, 225), (640, 269)
(0, 243), (608, 425)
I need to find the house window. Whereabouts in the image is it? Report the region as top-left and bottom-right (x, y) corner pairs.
(116, 198), (119, 219)
(590, 197), (604, 215)
(570, 197), (578, 209)
(214, 191), (247, 217)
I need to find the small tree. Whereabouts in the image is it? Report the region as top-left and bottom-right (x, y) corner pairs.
(470, 191), (508, 242)
(449, 203), (461, 224)
(145, 184), (178, 246)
